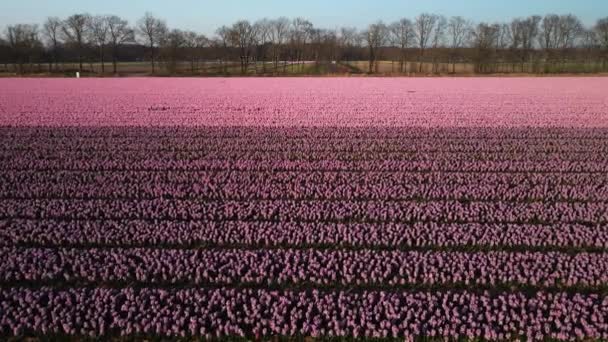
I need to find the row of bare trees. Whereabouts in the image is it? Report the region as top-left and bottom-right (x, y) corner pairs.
(1, 12), (608, 75)
(361, 14), (608, 74)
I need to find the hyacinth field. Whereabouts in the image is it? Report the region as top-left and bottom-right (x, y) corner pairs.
(1, 77), (608, 340)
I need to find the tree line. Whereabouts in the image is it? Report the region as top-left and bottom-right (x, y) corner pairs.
(1, 12), (608, 75)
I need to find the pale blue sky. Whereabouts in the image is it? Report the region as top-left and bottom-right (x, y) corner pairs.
(1, 0), (606, 35)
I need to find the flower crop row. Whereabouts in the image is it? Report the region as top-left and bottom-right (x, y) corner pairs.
(2, 247), (608, 290)
(1, 287), (607, 339)
(4, 147), (608, 162)
(2, 78), (608, 127)
(1, 198), (605, 224)
(5, 169), (607, 187)
(2, 220), (605, 250)
(2, 172), (607, 202)
(5, 157), (607, 173)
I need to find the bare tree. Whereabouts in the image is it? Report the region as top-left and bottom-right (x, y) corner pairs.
(581, 29), (598, 53)
(539, 16), (581, 53)
(229, 20), (258, 74)
(363, 21), (388, 73)
(269, 17), (290, 71)
(320, 29), (338, 63)
(540, 14), (560, 49)
(6, 24), (41, 73)
(62, 14), (90, 73)
(107, 15), (134, 74)
(183, 31), (207, 73)
(87, 15), (110, 74)
(447, 16), (472, 73)
(471, 22), (500, 72)
(431, 16), (447, 73)
(389, 18), (415, 72)
(137, 12), (167, 74)
(338, 27), (359, 63)
(496, 23), (512, 49)
(254, 19), (272, 72)
(595, 17), (608, 69)
(5, 11), (608, 77)
(215, 25), (233, 74)
(290, 18), (313, 69)
(415, 13), (438, 72)
(42, 17), (62, 71)
(161, 29), (185, 73)
(510, 16), (541, 71)
(0, 36), (7, 72)
(597, 17), (608, 49)
(556, 14), (583, 49)
(537, 14), (581, 71)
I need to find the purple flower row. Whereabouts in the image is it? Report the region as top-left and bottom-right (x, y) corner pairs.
(1, 198), (605, 224)
(3, 172), (607, 202)
(4, 156), (608, 173)
(7, 140), (608, 155)
(1, 287), (608, 339)
(4, 126), (608, 139)
(2, 220), (605, 249)
(1, 77), (608, 128)
(2, 247), (608, 289)
(5, 147), (607, 163)
(5, 169), (607, 187)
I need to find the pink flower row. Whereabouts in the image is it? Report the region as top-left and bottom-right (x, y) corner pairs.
(1, 198), (605, 224)
(1, 287), (607, 339)
(5, 157), (607, 173)
(2, 220), (606, 249)
(2, 247), (608, 289)
(3, 171), (607, 202)
(1, 78), (608, 127)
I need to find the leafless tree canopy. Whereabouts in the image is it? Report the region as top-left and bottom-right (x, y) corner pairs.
(87, 15), (110, 73)
(62, 14), (90, 72)
(1, 11), (608, 75)
(136, 12), (167, 73)
(42, 17), (62, 69)
(389, 19), (415, 72)
(363, 21), (388, 73)
(107, 15), (135, 74)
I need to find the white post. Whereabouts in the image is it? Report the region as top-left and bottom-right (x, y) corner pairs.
(76, 72), (80, 78)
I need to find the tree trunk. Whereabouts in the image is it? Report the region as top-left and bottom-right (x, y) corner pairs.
(53, 47), (57, 72)
(112, 46), (118, 74)
(78, 49), (83, 73)
(100, 46), (105, 74)
(150, 44), (155, 74)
